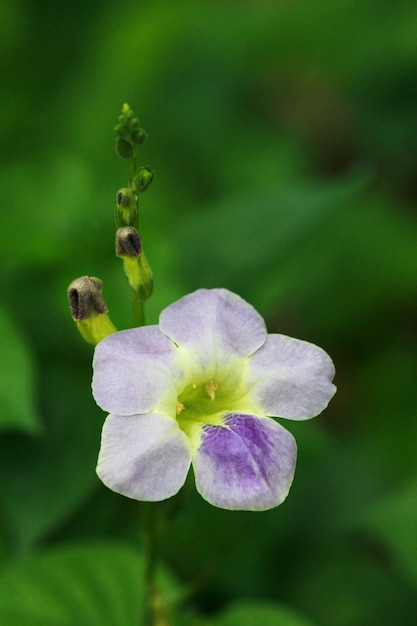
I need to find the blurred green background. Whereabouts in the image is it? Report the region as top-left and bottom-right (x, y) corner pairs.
(1, 0), (417, 624)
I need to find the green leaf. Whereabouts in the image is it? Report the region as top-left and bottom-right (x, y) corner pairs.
(356, 478), (417, 587)
(214, 601), (316, 626)
(0, 364), (103, 550)
(177, 171), (368, 297)
(0, 153), (98, 272)
(0, 541), (178, 626)
(0, 307), (41, 433)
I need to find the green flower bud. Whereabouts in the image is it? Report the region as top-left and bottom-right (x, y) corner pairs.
(115, 228), (153, 301)
(115, 137), (134, 160)
(120, 103), (134, 121)
(115, 187), (138, 228)
(131, 128), (147, 144)
(130, 117), (140, 130)
(114, 123), (130, 139)
(132, 166), (154, 193)
(122, 250), (154, 301)
(67, 276), (117, 345)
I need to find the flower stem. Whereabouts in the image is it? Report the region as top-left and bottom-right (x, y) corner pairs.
(141, 502), (167, 626)
(128, 153), (137, 190)
(131, 289), (145, 327)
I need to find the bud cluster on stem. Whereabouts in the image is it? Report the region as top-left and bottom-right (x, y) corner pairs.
(67, 103), (155, 342)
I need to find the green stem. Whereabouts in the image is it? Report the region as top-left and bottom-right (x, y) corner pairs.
(132, 289), (145, 327)
(128, 153), (137, 189)
(141, 502), (166, 626)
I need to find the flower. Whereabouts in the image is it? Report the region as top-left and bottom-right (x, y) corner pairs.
(92, 289), (336, 511)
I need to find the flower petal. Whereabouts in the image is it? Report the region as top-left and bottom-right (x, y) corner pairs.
(159, 289), (267, 369)
(246, 334), (336, 420)
(92, 326), (182, 415)
(97, 413), (191, 501)
(193, 413), (296, 511)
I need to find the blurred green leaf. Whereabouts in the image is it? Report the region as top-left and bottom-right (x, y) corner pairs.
(356, 478), (417, 588)
(349, 342), (417, 477)
(177, 171), (368, 296)
(0, 541), (178, 626)
(0, 153), (99, 271)
(0, 364), (102, 550)
(290, 538), (416, 626)
(213, 601), (315, 626)
(289, 193), (417, 337)
(0, 307), (40, 433)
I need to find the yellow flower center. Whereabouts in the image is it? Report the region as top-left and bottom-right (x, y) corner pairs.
(175, 361), (261, 443)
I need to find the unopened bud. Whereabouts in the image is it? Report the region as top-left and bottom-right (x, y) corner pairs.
(121, 103), (133, 117)
(115, 187), (138, 228)
(114, 123), (130, 139)
(131, 128), (147, 144)
(132, 166), (154, 193)
(115, 137), (134, 160)
(122, 250), (154, 301)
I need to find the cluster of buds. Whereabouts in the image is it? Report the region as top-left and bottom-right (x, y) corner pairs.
(114, 102), (147, 160)
(68, 104), (154, 343)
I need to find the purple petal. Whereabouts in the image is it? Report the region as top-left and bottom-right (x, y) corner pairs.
(193, 413), (297, 511)
(246, 334), (336, 420)
(92, 326), (183, 415)
(159, 289), (267, 368)
(97, 413), (191, 501)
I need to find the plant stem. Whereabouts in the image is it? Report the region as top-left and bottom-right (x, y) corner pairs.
(132, 290), (145, 327)
(129, 153), (137, 189)
(141, 502), (166, 626)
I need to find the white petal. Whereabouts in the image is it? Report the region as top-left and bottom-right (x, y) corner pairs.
(246, 334), (336, 420)
(159, 289), (267, 370)
(92, 326), (183, 415)
(97, 413), (191, 501)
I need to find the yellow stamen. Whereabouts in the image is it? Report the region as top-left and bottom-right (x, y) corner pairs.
(204, 379), (219, 402)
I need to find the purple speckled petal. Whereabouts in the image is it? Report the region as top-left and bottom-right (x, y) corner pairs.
(246, 334), (336, 420)
(159, 289), (267, 368)
(97, 413), (191, 501)
(92, 325), (183, 415)
(193, 414), (297, 511)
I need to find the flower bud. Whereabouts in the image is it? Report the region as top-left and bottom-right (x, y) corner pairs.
(114, 229), (153, 301)
(67, 276), (117, 345)
(115, 137), (134, 160)
(122, 251), (154, 302)
(114, 123), (130, 139)
(115, 187), (138, 228)
(131, 128), (147, 144)
(119, 104), (134, 124)
(130, 117), (140, 130)
(132, 166), (154, 193)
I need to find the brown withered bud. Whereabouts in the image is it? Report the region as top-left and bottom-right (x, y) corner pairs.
(115, 226), (142, 258)
(67, 276), (108, 321)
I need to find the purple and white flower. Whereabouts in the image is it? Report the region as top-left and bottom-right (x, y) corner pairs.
(92, 289), (336, 511)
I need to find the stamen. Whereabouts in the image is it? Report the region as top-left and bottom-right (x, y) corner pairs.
(204, 379), (219, 401)
(176, 402), (185, 415)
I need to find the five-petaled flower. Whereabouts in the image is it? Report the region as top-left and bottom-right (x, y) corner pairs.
(92, 289), (336, 511)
